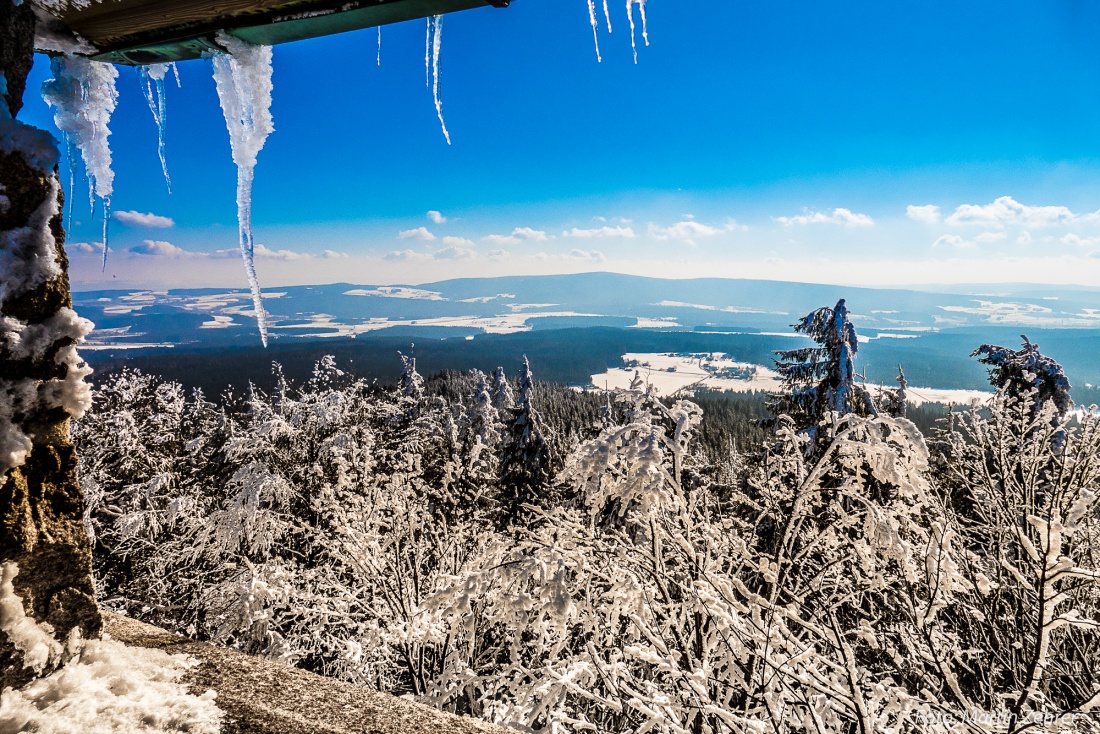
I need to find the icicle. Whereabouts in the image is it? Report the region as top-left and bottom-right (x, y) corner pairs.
(377, 27), (382, 66)
(41, 54), (118, 262)
(64, 137), (75, 231)
(138, 64), (172, 193)
(100, 196), (110, 271)
(587, 0), (602, 62)
(169, 62), (182, 88)
(626, 0), (649, 64)
(603, 0), (613, 32)
(430, 15), (451, 145)
(425, 18), (431, 88)
(212, 32), (275, 347)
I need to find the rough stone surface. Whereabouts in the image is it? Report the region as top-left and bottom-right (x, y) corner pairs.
(0, 2), (34, 117)
(104, 614), (511, 734)
(0, 12), (102, 691)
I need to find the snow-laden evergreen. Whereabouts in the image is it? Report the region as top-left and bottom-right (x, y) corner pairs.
(769, 298), (878, 450)
(211, 33), (274, 347)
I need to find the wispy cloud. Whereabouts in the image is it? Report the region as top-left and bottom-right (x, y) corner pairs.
(774, 208), (874, 227)
(130, 240), (187, 256)
(69, 241), (104, 254)
(648, 220), (724, 245)
(399, 226), (436, 241)
(932, 234), (977, 249)
(945, 196), (1075, 228)
(563, 226), (636, 239)
(383, 249), (429, 262)
(441, 235), (476, 247)
(427, 210), (447, 224)
(433, 246), (475, 260)
(906, 204), (940, 224)
(114, 210), (174, 228)
(483, 227), (551, 245)
(1061, 233), (1100, 247)
(567, 249), (606, 262)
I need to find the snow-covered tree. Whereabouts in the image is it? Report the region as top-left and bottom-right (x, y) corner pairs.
(768, 298), (877, 448)
(490, 365), (513, 413)
(500, 356), (557, 522)
(972, 335), (1072, 419)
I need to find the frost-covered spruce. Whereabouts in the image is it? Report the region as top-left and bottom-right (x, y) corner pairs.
(768, 297), (878, 448)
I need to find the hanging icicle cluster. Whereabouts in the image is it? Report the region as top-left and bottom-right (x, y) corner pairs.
(211, 32), (275, 348)
(137, 62), (180, 193)
(426, 15), (450, 144)
(41, 54), (118, 269)
(584, 0), (649, 64)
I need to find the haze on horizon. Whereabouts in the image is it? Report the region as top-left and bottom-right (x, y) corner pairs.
(20, 0), (1100, 291)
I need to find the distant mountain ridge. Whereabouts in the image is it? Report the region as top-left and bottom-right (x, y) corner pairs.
(74, 272), (1100, 353)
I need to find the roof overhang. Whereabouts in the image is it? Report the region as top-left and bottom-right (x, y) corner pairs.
(32, 0), (511, 65)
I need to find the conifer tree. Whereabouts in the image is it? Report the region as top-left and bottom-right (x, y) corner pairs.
(490, 366), (513, 413)
(972, 335), (1072, 419)
(501, 356), (556, 521)
(768, 298), (877, 444)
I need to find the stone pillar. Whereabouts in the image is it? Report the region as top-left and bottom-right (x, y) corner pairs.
(1, 1), (101, 690)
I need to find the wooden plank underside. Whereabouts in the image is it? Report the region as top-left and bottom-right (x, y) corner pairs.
(38, 0), (504, 64)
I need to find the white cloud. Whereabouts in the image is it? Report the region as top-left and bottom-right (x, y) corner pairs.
(648, 220), (724, 245)
(562, 226), (636, 239)
(931, 234), (976, 249)
(945, 196), (1075, 228)
(975, 231), (1006, 244)
(483, 227), (551, 246)
(427, 210), (447, 224)
(114, 210), (174, 228)
(441, 235), (476, 247)
(383, 249), (430, 262)
(69, 241), (104, 254)
(485, 249), (509, 259)
(775, 208), (874, 227)
(1016, 231), (1033, 245)
(568, 249), (606, 262)
(208, 244), (332, 261)
(906, 205), (940, 224)
(1089, 250), (1100, 259)
(433, 246), (474, 260)
(512, 227), (549, 241)
(130, 240), (188, 256)
(1061, 233), (1100, 247)
(399, 226), (436, 241)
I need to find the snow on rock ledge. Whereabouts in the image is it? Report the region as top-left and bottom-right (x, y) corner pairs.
(96, 613), (509, 734)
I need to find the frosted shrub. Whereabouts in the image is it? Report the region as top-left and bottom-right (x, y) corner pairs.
(72, 349), (1100, 734)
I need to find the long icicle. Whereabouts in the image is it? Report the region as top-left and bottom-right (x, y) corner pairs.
(626, 0), (649, 64)
(587, 0), (602, 62)
(430, 15), (451, 145)
(64, 137), (76, 231)
(138, 64), (172, 193)
(425, 18), (431, 88)
(212, 32), (274, 347)
(603, 0), (613, 32)
(377, 26), (382, 66)
(100, 196), (111, 271)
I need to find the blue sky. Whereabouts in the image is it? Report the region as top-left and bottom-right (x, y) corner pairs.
(20, 0), (1100, 289)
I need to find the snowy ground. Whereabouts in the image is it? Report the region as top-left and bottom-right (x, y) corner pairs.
(589, 352), (992, 406)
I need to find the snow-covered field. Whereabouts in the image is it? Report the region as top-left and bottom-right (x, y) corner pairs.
(590, 352), (992, 406)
